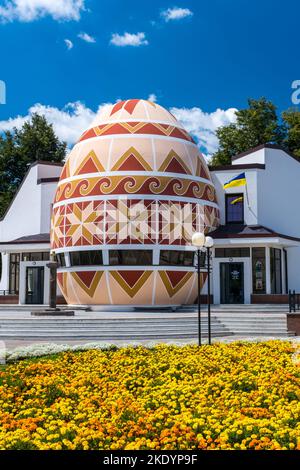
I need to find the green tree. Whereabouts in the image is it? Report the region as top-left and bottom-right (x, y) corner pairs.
(0, 114), (66, 217)
(282, 108), (300, 158)
(211, 98), (285, 166)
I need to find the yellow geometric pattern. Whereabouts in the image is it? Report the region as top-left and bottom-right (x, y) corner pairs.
(111, 146), (152, 171)
(159, 271), (194, 297)
(70, 271), (103, 297)
(110, 271), (152, 298)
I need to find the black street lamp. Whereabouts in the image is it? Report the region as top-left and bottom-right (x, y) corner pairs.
(192, 232), (205, 346)
(204, 236), (214, 345)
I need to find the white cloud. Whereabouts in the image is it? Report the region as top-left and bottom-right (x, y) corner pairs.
(161, 7), (193, 22)
(170, 106), (237, 158)
(0, 101), (237, 157)
(78, 32), (96, 43)
(64, 39), (73, 50)
(147, 93), (157, 103)
(110, 32), (148, 47)
(0, 102), (111, 145)
(0, 0), (85, 22)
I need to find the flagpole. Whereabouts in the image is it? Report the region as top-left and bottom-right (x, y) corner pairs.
(245, 182), (250, 208)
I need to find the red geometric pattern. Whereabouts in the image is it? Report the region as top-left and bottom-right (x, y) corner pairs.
(79, 122), (195, 144)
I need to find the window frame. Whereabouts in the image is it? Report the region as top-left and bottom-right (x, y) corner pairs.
(225, 193), (244, 224)
(9, 253), (20, 294)
(109, 250), (153, 266)
(270, 247), (282, 294)
(159, 250), (197, 267)
(69, 250), (103, 267)
(252, 247), (266, 294)
(215, 247), (250, 258)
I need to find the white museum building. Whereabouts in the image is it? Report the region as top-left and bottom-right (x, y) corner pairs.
(0, 144), (300, 306)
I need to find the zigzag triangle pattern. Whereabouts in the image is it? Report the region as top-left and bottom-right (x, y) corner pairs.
(158, 150), (191, 175)
(71, 271), (103, 297)
(159, 271), (193, 297)
(111, 271), (152, 298)
(75, 150), (105, 175)
(112, 146), (152, 171)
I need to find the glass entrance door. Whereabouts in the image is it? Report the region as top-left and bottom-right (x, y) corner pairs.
(220, 262), (244, 304)
(25, 267), (44, 304)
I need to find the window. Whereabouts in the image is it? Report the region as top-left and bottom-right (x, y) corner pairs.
(9, 253), (20, 294)
(69, 250), (103, 266)
(109, 250), (152, 266)
(159, 250), (196, 267)
(225, 193), (244, 224)
(270, 248), (282, 294)
(252, 247), (266, 294)
(56, 253), (66, 268)
(22, 252), (50, 261)
(215, 248), (250, 258)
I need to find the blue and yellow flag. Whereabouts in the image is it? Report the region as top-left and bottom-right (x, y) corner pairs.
(230, 196), (243, 205)
(223, 172), (246, 189)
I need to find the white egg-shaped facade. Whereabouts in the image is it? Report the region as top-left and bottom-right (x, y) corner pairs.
(51, 99), (220, 305)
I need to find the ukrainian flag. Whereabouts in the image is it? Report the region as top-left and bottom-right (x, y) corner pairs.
(231, 196), (244, 205)
(223, 172), (246, 189)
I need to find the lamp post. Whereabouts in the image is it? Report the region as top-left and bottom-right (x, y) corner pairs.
(46, 252), (58, 310)
(204, 236), (214, 345)
(192, 232), (205, 346)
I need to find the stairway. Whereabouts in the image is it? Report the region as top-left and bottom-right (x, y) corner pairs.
(0, 304), (291, 341)
(0, 313), (230, 341)
(178, 304), (291, 337)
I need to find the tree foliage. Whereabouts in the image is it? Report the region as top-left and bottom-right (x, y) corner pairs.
(0, 114), (66, 217)
(282, 108), (300, 158)
(211, 98), (300, 166)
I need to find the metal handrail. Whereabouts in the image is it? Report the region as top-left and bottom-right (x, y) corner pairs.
(289, 290), (300, 313)
(0, 290), (18, 296)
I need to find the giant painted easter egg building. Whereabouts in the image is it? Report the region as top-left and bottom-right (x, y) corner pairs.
(51, 99), (220, 306)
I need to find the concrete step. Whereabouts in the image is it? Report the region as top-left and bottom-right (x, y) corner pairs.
(0, 326), (226, 333)
(0, 314), (288, 321)
(0, 306), (291, 340)
(0, 332), (230, 339)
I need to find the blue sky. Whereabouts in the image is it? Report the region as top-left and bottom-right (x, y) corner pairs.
(0, 0), (299, 155)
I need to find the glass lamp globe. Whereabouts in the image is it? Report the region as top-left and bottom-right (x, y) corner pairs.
(204, 236), (214, 248)
(192, 232), (206, 248)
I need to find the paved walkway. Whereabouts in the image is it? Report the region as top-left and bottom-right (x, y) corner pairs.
(2, 335), (300, 353)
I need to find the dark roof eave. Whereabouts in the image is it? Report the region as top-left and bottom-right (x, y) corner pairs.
(209, 163), (265, 171)
(0, 233), (50, 245)
(210, 225), (300, 243)
(37, 177), (60, 185)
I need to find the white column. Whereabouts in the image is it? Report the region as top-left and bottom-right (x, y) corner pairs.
(281, 248), (286, 294)
(212, 257), (220, 305)
(265, 246), (271, 294)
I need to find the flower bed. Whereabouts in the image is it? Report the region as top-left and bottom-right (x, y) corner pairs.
(0, 341), (299, 450)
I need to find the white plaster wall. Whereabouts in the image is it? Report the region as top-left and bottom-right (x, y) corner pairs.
(231, 148), (266, 166)
(37, 164), (62, 179)
(40, 183), (56, 233)
(0, 166), (41, 241)
(211, 169), (259, 226)
(257, 148), (300, 237)
(0, 253), (9, 291)
(0, 164), (59, 241)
